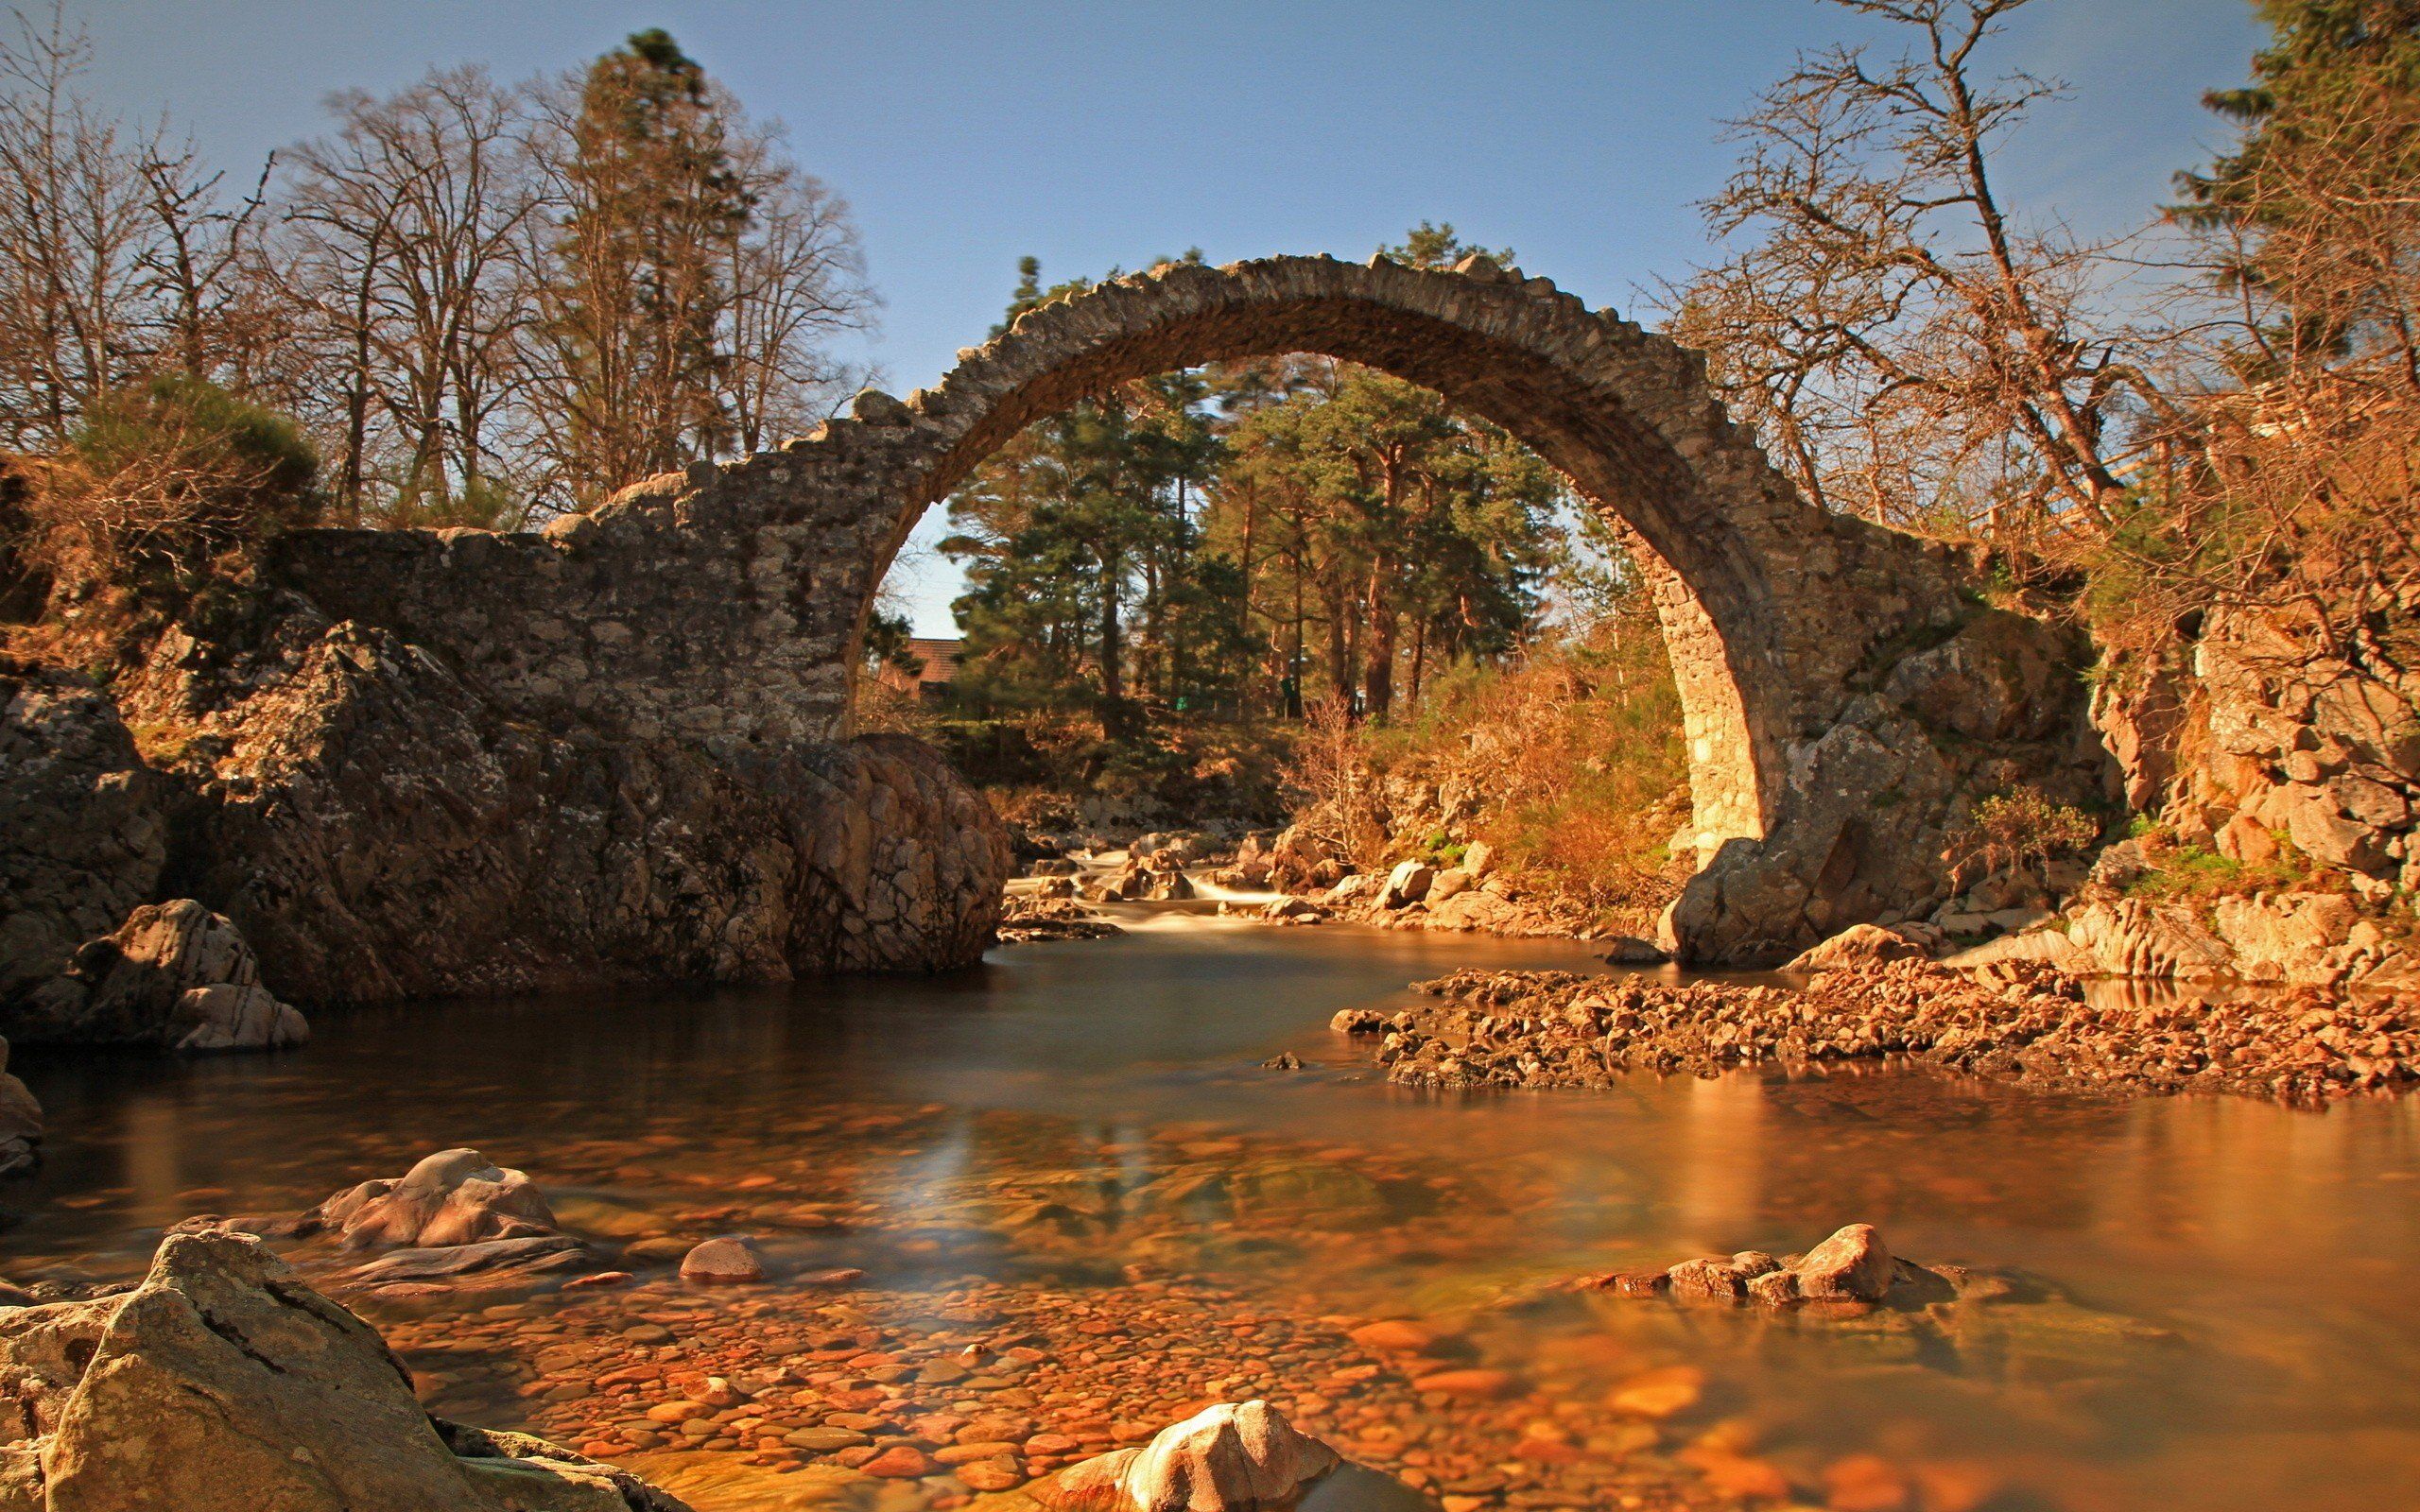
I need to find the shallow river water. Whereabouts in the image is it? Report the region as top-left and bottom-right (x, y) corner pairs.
(6, 905), (2419, 1511)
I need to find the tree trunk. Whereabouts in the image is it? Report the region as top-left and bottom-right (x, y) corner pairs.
(1362, 557), (1397, 721)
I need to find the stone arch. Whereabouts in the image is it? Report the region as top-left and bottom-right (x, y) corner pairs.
(273, 254), (2089, 964)
(842, 254), (1918, 860)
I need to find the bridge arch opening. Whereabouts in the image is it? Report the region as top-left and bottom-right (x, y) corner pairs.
(854, 256), (1793, 862)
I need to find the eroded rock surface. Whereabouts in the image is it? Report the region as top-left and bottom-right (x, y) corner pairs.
(0, 665), (164, 1012)
(0, 1229), (688, 1511)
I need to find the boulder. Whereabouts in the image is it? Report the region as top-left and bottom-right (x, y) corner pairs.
(1044, 1400), (1340, 1512)
(1259, 898), (1327, 925)
(1426, 868), (1473, 903)
(1791, 1223), (1895, 1302)
(1379, 861), (1436, 910)
(1461, 840), (1495, 878)
(1214, 858), (1273, 888)
(1781, 923), (1933, 972)
(1424, 888), (1531, 934)
(0, 1229), (688, 1511)
(315, 1148), (558, 1250)
(1324, 874), (1380, 907)
(1144, 869), (1196, 902)
(678, 1237), (764, 1284)
(8, 900), (307, 1054)
(1600, 936), (1668, 966)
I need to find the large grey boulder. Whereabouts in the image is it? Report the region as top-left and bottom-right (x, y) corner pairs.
(0, 1229), (689, 1511)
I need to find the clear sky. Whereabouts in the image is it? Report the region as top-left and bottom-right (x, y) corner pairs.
(71, 0), (2267, 632)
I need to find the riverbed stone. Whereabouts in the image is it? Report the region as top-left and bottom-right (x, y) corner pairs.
(678, 1238), (764, 1283)
(317, 1148), (558, 1249)
(1044, 1400), (1340, 1512)
(1793, 1224), (1895, 1302)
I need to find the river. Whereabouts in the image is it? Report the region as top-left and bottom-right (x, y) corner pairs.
(5, 903), (2416, 1511)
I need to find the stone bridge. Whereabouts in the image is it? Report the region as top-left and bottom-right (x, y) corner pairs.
(275, 254), (2107, 964)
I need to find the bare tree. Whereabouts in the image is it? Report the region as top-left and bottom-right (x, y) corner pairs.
(1666, 0), (2167, 541)
(270, 66), (541, 525)
(717, 125), (874, 454)
(0, 6), (158, 447)
(136, 146), (274, 389)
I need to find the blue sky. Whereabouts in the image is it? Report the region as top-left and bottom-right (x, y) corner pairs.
(74, 0), (2267, 632)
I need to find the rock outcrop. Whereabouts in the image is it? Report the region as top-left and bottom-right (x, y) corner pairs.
(0, 1040), (39, 1177)
(0, 1229), (689, 1510)
(1946, 894), (2417, 987)
(2100, 607), (2419, 897)
(1780, 922), (1933, 972)
(1668, 609), (2113, 962)
(1044, 1400), (1340, 1512)
(5, 899), (307, 1052)
(0, 600), (1011, 1017)
(0, 665), (164, 1013)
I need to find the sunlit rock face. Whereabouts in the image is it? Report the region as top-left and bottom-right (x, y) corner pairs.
(255, 255), (2094, 965)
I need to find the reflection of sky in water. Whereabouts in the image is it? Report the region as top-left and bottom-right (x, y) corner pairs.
(3, 915), (2418, 1509)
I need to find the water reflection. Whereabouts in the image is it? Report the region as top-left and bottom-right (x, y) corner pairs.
(0, 919), (2415, 1510)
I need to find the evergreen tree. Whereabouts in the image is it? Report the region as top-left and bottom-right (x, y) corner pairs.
(2174, 1), (2420, 369)
(544, 28), (755, 497)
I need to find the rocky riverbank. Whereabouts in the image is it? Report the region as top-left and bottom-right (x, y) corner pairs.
(1342, 957), (2419, 1103)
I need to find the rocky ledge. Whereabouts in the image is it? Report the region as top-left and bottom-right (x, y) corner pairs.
(1343, 958), (2419, 1102)
(0, 1228), (688, 1511)
(1, 598), (1011, 1030)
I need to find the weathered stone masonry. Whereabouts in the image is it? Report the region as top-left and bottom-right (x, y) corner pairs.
(271, 254), (2105, 966)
